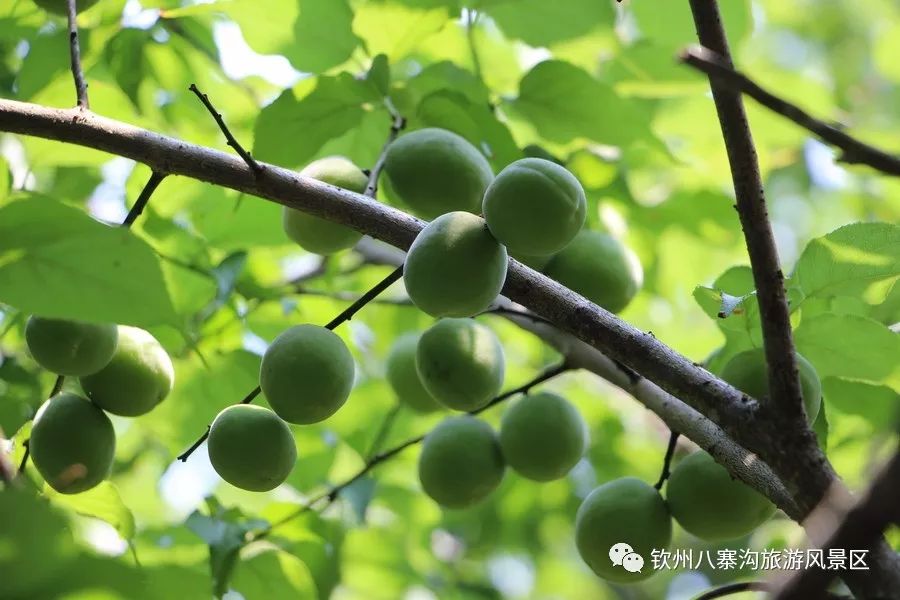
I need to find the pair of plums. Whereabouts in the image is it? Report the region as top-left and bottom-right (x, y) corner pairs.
(25, 317), (173, 494)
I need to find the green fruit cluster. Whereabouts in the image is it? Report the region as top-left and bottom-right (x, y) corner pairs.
(24, 319), (174, 494)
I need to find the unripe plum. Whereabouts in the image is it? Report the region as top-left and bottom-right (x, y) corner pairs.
(260, 324), (355, 424)
(283, 156), (368, 254)
(720, 348), (822, 423)
(483, 158), (586, 256)
(575, 477), (672, 583)
(666, 451), (776, 541)
(403, 211), (508, 318)
(499, 392), (587, 481)
(416, 318), (504, 411)
(80, 326), (174, 417)
(417, 416), (505, 509)
(29, 392), (115, 494)
(382, 128), (493, 219)
(25, 316), (118, 377)
(544, 230), (643, 314)
(385, 333), (443, 413)
(207, 404), (297, 492)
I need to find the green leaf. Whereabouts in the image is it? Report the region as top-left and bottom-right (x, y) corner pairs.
(365, 53), (390, 97)
(507, 60), (654, 148)
(0, 198), (177, 327)
(692, 266), (762, 343)
(414, 90), (521, 169)
(225, 0), (360, 73)
(231, 542), (318, 600)
(352, 1), (450, 61)
(104, 28), (150, 110)
(480, 0), (614, 47)
(793, 222), (900, 303)
(823, 377), (900, 429)
(186, 507), (268, 598)
(253, 74), (378, 168)
(44, 481), (136, 541)
(794, 314), (900, 381)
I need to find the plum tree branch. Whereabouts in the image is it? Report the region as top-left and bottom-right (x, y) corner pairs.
(122, 171), (166, 227)
(680, 46), (900, 176)
(0, 100), (838, 516)
(189, 84), (262, 175)
(66, 0), (89, 109)
(688, 0), (804, 425)
(254, 361), (570, 537)
(654, 430), (679, 491)
(773, 448), (900, 599)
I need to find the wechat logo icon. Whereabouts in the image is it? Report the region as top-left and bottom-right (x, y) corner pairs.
(609, 542), (645, 574)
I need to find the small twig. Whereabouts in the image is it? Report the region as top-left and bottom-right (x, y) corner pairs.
(364, 111), (406, 197)
(122, 171), (166, 227)
(50, 374), (65, 397)
(478, 305), (557, 328)
(654, 430), (680, 490)
(693, 582), (768, 600)
(323, 266), (403, 329)
(773, 449), (900, 599)
(680, 46), (900, 177)
(188, 84), (262, 175)
(66, 0), (89, 109)
(293, 287), (413, 307)
(253, 361), (570, 538)
(176, 267), (402, 462)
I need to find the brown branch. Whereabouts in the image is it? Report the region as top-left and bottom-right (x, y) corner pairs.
(688, 0), (804, 423)
(122, 171), (165, 227)
(188, 84), (262, 175)
(254, 361), (570, 537)
(680, 46), (900, 177)
(0, 100), (791, 489)
(654, 430), (680, 490)
(364, 110), (406, 197)
(773, 449), (900, 599)
(66, 0), (89, 109)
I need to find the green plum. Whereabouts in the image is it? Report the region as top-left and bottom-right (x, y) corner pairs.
(544, 230), (643, 314)
(207, 404), (297, 492)
(80, 326), (174, 417)
(260, 324), (355, 424)
(385, 333), (443, 413)
(483, 158), (586, 256)
(720, 348), (822, 423)
(666, 451), (776, 541)
(32, 0), (99, 15)
(418, 416), (505, 509)
(416, 318), (505, 411)
(499, 392), (587, 481)
(382, 128), (493, 219)
(283, 156), (368, 254)
(403, 211), (508, 318)
(29, 392), (115, 494)
(575, 477), (672, 583)
(25, 316), (118, 377)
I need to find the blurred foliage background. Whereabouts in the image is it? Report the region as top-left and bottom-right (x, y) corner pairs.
(0, 0), (899, 598)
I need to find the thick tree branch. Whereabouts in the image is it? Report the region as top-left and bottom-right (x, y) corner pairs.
(773, 449), (900, 599)
(66, 0), (89, 109)
(0, 100), (758, 443)
(688, 0), (804, 423)
(681, 46), (900, 176)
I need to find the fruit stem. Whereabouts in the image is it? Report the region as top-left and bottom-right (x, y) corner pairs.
(653, 430), (680, 491)
(66, 0), (89, 109)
